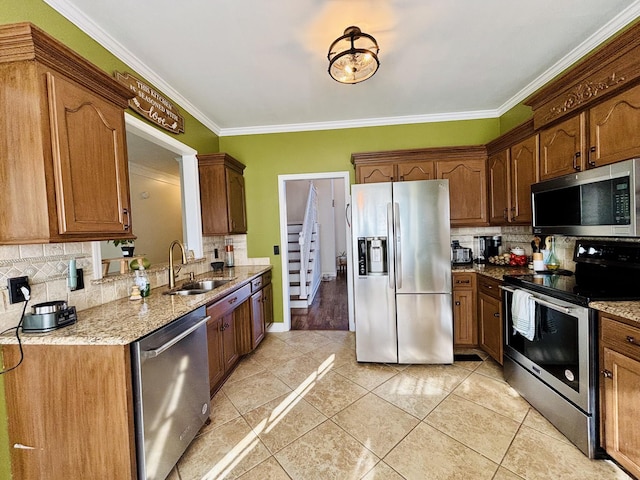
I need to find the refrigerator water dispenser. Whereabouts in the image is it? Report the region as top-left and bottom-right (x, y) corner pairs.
(358, 237), (387, 275)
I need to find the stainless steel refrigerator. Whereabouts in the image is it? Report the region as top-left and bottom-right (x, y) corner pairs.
(352, 180), (453, 364)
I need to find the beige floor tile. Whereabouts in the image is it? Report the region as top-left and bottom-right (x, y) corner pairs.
(521, 407), (571, 444)
(493, 466), (526, 480)
(225, 355), (267, 385)
(269, 353), (335, 390)
(269, 330), (307, 341)
(249, 336), (305, 366)
(275, 420), (379, 479)
(299, 370), (367, 417)
(200, 390), (240, 433)
(453, 372), (531, 422)
(474, 357), (506, 382)
(308, 340), (357, 368)
(453, 348), (488, 371)
(373, 371), (449, 419)
(315, 330), (355, 345)
(335, 360), (399, 390)
(404, 363), (471, 392)
(425, 393), (520, 463)
(502, 426), (631, 480)
(385, 422), (498, 480)
(235, 456), (292, 480)
(166, 466), (180, 480)
(279, 330), (333, 353)
(177, 416), (271, 480)
(361, 461), (405, 480)
(223, 370), (293, 414)
(242, 392), (327, 453)
(333, 393), (420, 458)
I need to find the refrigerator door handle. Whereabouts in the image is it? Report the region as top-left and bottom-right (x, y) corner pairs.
(387, 202), (395, 290)
(394, 202), (402, 289)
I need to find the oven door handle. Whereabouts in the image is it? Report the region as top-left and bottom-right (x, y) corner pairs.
(500, 285), (573, 314)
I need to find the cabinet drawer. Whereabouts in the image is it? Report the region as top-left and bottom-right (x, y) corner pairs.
(453, 272), (475, 290)
(477, 275), (502, 300)
(601, 316), (640, 362)
(207, 284), (251, 318)
(251, 271), (272, 292)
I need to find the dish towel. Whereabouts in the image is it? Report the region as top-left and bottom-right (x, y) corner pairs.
(512, 290), (536, 341)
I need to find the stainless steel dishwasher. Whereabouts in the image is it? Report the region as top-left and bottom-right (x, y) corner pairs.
(131, 305), (210, 480)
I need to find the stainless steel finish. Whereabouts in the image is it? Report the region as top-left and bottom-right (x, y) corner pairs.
(165, 279), (232, 295)
(500, 285), (572, 314)
(168, 239), (188, 289)
(32, 300), (67, 314)
(504, 356), (597, 458)
(352, 180), (452, 364)
(132, 306), (210, 480)
(532, 157), (640, 237)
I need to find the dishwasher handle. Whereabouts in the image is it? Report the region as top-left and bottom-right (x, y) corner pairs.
(141, 315), (210, 359)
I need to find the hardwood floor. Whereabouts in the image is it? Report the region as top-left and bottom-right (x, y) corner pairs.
(291, 274), (348, 330)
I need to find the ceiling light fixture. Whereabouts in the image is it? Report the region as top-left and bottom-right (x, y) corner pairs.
(327, 26), (380, 84)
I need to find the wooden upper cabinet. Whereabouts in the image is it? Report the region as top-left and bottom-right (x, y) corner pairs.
(357, 163), (396, 183)
(589, 83), (640, 168)
(198, 153), (247, 235)
(436, 158), (488, 226)
(488, 150), (509, 224)
(509, 135), (538, 224)
(397, 161), (434, 182)
(539, 114), (586, 180)
(0, 23), (134, 244)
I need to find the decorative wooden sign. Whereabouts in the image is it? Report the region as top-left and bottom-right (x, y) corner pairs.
(114, 71), (185, 134)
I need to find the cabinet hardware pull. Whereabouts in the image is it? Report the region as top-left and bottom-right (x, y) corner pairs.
(588, 146), (596, 167)
(573, 152), (581, 171)
(602, 369), (613, 379)
(510, 206), (516, 221)
(229, 297), (237, 305)
(220, 325), (225, 332)
(455, 301), (461, 306)
(123, 208), (130, 231)
(626, 335), (638, 345)
(503, 207), (508, 221)
(400, 176), (404, 181)
(493, 312), (500, 318)
(224, 323), (229, 329)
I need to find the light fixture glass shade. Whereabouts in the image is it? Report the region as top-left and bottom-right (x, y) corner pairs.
(328, 26), (379, 84)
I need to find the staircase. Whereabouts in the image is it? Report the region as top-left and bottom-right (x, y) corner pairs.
(288, 183), (321, 310)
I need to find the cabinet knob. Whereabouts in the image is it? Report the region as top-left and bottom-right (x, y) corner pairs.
(493, 312), (500, 318)
(626, 335), (639, 346)
(602, 369), (613, 379)
(455, 301), (461, 306)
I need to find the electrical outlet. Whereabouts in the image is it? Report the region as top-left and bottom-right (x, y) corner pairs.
(8, 276), (30, 304)
(274, 245), (280, 255)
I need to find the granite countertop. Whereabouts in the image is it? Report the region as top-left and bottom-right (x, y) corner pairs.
(452, 263), (531, 280)
(0, 265), (272, 346)
(588, 301), (640, 324)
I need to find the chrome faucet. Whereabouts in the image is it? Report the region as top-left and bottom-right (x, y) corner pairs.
(168, 240), (187, 289)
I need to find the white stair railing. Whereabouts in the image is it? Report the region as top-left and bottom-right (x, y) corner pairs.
(298, 182), (318, 299)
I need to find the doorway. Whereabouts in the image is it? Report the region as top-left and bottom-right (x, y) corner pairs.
(276, 172), (354, 332)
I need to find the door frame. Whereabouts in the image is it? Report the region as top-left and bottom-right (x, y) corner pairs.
(273, 171), (354, 332)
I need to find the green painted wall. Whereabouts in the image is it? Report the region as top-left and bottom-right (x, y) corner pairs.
(220, 118), (500, 325)
(500, 103), (533, 134)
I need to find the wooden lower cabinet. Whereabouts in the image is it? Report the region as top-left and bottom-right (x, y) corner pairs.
(2, 344), (136, 479)
(206, 284), (251, 396)
(600, 314), (640, 477)
(452, 272), (477, 347)
(477, 276), (503, 364)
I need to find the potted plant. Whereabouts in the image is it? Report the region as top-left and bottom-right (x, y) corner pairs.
(110, 239), (135, 257)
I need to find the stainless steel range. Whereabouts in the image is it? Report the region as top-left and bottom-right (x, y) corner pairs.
(502, 239), (640, 459)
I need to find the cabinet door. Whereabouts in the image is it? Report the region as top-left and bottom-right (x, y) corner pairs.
(453, 289), (476, 347)
(250, 290), (265, 350)
(226, 168), (247, 233)
(509, 135), (538, 225)
(589, 83), (640, 169)
(478, 293), (502, 364)
(263, 282), (274, 330)
(206, 315), (225, 395)
(397, 161), (434, 182)
(488, 150), (510, 224)
(603, 347), (640, 478)
(47, 71), (131, 236)
(221, 311), (239, 372)
(539, 114), (585, 180)
(357, 163), (396, 183)
(436, 159), (488, 226)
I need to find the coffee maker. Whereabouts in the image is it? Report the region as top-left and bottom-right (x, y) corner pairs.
(474, 235), (501, 263)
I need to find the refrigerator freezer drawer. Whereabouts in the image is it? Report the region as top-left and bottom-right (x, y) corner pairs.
(396, 293), (453, 364)
(355, 275), (397, 363)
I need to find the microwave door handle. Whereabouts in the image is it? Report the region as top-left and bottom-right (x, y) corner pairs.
(387, 202), (395, 290)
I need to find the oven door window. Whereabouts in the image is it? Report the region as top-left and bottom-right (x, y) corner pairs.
(508, 303), (580, 392)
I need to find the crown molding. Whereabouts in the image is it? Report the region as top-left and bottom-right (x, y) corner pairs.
(128, 163), (180, 186)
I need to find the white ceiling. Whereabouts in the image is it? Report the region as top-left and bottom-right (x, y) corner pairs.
(47, 0), (640, 136)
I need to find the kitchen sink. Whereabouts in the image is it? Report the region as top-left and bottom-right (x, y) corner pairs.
(165, 279), (232, 295)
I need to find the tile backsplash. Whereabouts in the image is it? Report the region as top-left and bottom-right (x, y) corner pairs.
(0, 235), (267, 333)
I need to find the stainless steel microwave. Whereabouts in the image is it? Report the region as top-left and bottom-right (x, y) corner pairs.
(532, 158), (640, 237)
